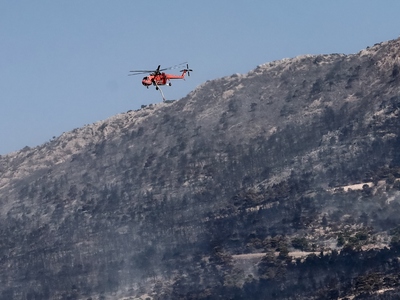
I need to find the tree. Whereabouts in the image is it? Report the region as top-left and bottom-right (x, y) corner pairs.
(291, 237), (308, 251)
(387, 174), (396, 185)
(321, 214), (328, 228)
(337, 234), (345, 247)
(394, 180), (400, 190)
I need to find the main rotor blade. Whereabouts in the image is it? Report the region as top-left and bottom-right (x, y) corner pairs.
(129, 70), (155, 73)
(159, 62), (188, 72)
(130, 62), (188, 74)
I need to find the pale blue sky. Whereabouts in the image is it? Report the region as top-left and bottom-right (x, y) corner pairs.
(1, 1), (399, 155)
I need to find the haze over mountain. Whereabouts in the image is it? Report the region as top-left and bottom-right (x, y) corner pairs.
(1, 37), (400, 299)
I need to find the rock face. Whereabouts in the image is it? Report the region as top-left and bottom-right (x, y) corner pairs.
(0, 38), (400, 299)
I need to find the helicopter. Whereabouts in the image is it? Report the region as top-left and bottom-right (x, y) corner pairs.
(129, 62), (193, 101)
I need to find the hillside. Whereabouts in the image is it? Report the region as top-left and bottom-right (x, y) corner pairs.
(0, 37), (400, 299)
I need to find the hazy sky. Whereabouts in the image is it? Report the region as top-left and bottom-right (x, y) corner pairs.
(1, 1), (399, 155)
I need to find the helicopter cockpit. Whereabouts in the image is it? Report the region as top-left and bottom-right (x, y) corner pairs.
(141, 76), (152, 86)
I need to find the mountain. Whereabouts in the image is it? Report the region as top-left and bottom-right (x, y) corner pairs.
(1, 37), (400, 299)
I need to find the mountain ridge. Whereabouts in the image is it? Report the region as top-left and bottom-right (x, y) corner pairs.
(0, 37), (400, 299)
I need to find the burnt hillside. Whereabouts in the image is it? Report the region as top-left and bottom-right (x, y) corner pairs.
(0, 37), (400, 299)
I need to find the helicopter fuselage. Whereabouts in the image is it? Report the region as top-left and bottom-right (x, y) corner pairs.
(141, 71), (187, 87)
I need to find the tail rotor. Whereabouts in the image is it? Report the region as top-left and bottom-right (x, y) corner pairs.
(180, 64), (193, 76)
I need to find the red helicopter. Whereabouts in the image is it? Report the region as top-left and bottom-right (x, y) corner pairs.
(129, 62), (193, 101)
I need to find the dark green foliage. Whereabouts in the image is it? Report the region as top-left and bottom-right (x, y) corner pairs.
(291, 237), (310, 251)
